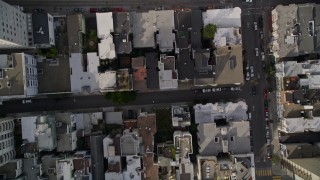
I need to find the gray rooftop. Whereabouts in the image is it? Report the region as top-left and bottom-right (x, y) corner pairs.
(130, 11), (156, 48)
(191, 9), (203, 49)
(297, 5), (314, 54)
(174, 10), (192, 48)
(177, 49), (194, 80)
(198, 121), (251, 156)
(120, 130), (140, 155)
(90, 135), (105, 180)
(67, 14), (85, 54)
(0, 159), (22, 178)
(32, 13), (50, 45)
(146, 52), (160, 89)
(194, 49), (215, 83)
(283, 143), (320, 159)
(41, 155), (59, 180)
(23, 158), (42, 180)
(155, 10), (175, 52)
(113, 12), (132, 54)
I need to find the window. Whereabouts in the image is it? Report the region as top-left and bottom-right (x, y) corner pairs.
(214, 137), (219, 143)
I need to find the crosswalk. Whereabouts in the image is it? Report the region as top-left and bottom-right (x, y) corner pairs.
(255, 169), (272, 176)
(272, 176), (282, 180)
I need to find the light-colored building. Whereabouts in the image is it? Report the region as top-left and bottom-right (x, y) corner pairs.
(158, 55), (178, 89)
(197, 154), (255, 180)
(0, 53), (38, 101)
(270, 4), (320, 58)
(23, 157), (42, 179)
(155, 10), (175, 52)
(0, 0), (28, 49)
(279, 116), (320, 133)
(74, 112), (103, 135)
(130, 11), (157, 48)
(194, 102), (248, 124)
(197, 121), (251, 156)
(96, 12), (116, 60)
(213, 27), (242, 47)
(55, 113), (77, 152)
(172, 105), (191, 127)
(173, 131), (193, 160)
(35, 116), (57, 151)
(202, 7), (242, 28)
(0, 118), (15, 167)
(56, 158), (74, 180)
(73, 151), (91, 180)
(123, 155), (142, 180)
(120, 129), (140, 156)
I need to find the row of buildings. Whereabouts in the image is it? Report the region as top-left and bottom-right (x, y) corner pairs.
(0, 0), (244, 102)
(0, 101), (254, 179)
(271, 3), (320, 180)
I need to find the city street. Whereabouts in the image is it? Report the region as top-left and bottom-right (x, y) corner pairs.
(1, 0), (319, 179)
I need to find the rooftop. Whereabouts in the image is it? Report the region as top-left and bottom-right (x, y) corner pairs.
(159, 55), (178, 89)
(38, 56), (71, 94)
(271, 4), (320, 58)
(173, 131), (193, 159)
(146, 52), (160, 89)
(213, 28), (242, 47)
(90, 135), (105, 180)
(155, 10), (175, 52)
(213, 45), (244, 85)
(177, 49), (194, 81)
(132, 56), (147, 90)
(194, 102), (248, 124)
(193, 49), (215, 85)
(289, 157), (320, 177)
(172, 105), (191, 127)
(105, 156), (123, 180)
(32, 13), (53, 45)
(120, 129), (140, 156)
(0, 159), (23, 178)
(137, 113), (157, 153)
(0, 53), (26, 97)
(35, 115), (57, 151)
(191, 9), (203, 49)
(130, 11), (156, 48)
(174, 10), (192, 48)
(203, 8), (241, 28)
(197, 121), (251, 156)
(105, 111), (123, 125)
(113, 12), (132, 54)
(55, 113), (77, 152)
(280, 116), (320, 133)
(74, 112), (103, 135)
(96, 12), (116, 59)
(282, 143), (320, 159)
(21, 116), (37, 143)
(69, 53), (100, 94)
(123, 155), (142, 180)
(143, 153), (159, 180)
(67, 14), (86, 53)
(23, 158), (42, 180)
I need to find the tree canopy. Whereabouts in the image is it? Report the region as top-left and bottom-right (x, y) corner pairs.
(202, 24), (217, 40)
(105, 91), (137, 104)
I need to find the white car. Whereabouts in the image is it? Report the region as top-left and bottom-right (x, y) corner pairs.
(255, 48), (259, 56)
(216, 88), (221, 92)
(246, 72), (250, 81)
(261, 52), (265, 61)
(254, 22), (258, 31)
(250, 66), (254, 78)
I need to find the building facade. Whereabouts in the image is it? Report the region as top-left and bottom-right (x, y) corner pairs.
(0, 118), (15, 167)
(0, 0), (28, 49)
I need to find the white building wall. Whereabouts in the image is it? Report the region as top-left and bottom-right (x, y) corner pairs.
(47, 14), (55, 46)
(0, 118), (15, 167)
(0, 0), (28, 49)
(22, 53), (38, 97)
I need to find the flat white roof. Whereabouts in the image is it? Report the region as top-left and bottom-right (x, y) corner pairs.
(96, 13), (116, 59)
(155, 10), (175, 52)
(213, 28), (242, 47)
(281, 117), (320, 133)
(21, 116), (37, 143)
(69, 53), (100, 94)
(123, 156), (141, 180)
(203, 7), (242, 28)
(194, 102), (248, 124)
(99, 71), (116, 91)
(131, 11), (157, 48)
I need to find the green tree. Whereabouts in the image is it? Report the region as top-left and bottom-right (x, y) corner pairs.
(105, 91), (137, 104)
(202, 24), (217, 40)
(46, 47), (58, 58)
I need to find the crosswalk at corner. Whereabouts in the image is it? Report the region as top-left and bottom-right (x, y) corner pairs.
(255, 169), (272, 176)
(272, 176), (282, 180)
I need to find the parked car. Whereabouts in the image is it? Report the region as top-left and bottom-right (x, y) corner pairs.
(263, 88), (268, 99)
(261, 52), (265, 61)
(99, 7), (111, 12)
(265, 111), (269, 118)
(258, 16), (263, 28)
(246, 72), (250, 81)
(33, 8), (45, 13)
(252, 86), (256, 96)
(90, 8), (98, 13)
(264, 101), (268, 108)
(255, 48), (259, 56)
(22, 99), (32, 104)
(74, 8), (85, 13)
(194, 89), (202, 93)
(215, 88), (222, 92)
(253, 22), (258, 31)
(266, 146), (272, 159)
(250, 66), (254, 78)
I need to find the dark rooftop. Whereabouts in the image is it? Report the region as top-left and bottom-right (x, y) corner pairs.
(113, 12), (132, 54)
(191, 9), (203, 49)
(146, 52), (160, 89)
(32, 13), (50, 45)
(175, 10), (192, 48)
(177, 49), (194, 80)
(90, 135), (105, 180)
(285, 143), (320, 159)
(194, 49), (214, 79)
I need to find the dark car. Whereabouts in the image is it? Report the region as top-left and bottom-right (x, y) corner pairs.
(33, 9), (45, 13)
(194, 89), (202, 93)
(252, 87), (256, 96)
(74, 8), (85, 13)
(100, 7), (111, 12)
(264, 101), (268, 107)
(266, 145), (272, 159)
(90, 8), (98, 13)
(258, 16), (263, 28)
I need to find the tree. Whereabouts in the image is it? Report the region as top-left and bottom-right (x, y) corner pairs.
(46, 47), (58, 58)
(202, 24), (217, 40)
(105, 91), (137, 104)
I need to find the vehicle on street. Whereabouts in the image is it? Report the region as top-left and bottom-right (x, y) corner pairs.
(263, 88), (268, 99)
(252, 86), (256, 96)
(250, 66), (254, 78)
(264, 101), (268, 107)
(260, 31), (264, 39)
(74, 8), (85, 13)
(265, 111), (269, 118)
(261, 52), (265, 61)
(90, 8), (98, 13)
(194, 89), (202, 93)
(22, 99), (32, 104)
(246, 72), (250, 81)
(267, 146), (272, 159)
(33, 8), (45, 13)
(99, 7), (111, 12)
(258, 16), (263, 28)
(255, 48), (259, 56)
(248, 112), (252, 120)
(253, 22), (258, 30)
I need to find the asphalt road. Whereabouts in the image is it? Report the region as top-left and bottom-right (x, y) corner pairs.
(1, 0), (319, 179)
